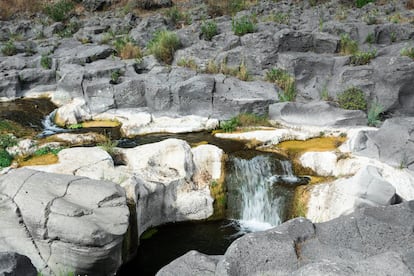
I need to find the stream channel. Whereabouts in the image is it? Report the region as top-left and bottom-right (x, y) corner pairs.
(1, 99), (305, 275)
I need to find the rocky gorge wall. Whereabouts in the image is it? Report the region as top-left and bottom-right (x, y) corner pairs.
(1, 0), (414, 275)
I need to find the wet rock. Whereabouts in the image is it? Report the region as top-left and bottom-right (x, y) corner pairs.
(0, 252), (37, 276)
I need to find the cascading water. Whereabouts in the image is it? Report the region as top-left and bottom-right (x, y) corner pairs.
(226, 154), (300, 233)
(37, 110), (67, 138)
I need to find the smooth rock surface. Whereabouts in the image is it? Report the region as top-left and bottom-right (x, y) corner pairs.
(0, 168), (129, 275)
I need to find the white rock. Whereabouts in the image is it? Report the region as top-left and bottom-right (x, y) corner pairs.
(215, 129), (316, 144)
(192, 144), (224, 188)
(307, 166), (396, 222)
(300, 151), (338, 176)
(55, 97), (91, 126)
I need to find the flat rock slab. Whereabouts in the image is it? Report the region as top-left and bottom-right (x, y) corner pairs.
(0, 168), (129, 275)
(269, 101), (367, 127)
(159, 202), (414, 276)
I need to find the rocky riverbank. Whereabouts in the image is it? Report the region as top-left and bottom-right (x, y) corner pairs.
(1, 0), (414, 275)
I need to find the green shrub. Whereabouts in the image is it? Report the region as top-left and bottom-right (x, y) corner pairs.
(340, 34), (359, 55)
(401, 47), (414, 59)
(265, 12), (290, 25)
(0, 149), (12, 168)
(67, 123), (82, 129)
(350, 49), (376, 65)
(0, 134), (17, 148)
(337, 87), (367, 111)
(57, 21), (79, 38)
(1, 40), (17, 56)
(232, 16), (256, 36)
(113, 36), (142, 60)
(367, 101), (383, 127)
(201, 20), (218, 41)
(98, 139), (118, 156)
(147, 30), (180, 64)
(40, 54), (52, 69)
(265, 68), (296, 102)
(220, 117), (240, 132)
(355, 0), (375, 8)
(44, 0), (74, 22)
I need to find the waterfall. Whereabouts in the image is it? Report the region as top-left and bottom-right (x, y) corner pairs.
(226, 155), (298, 232)
(37, 110), (68, 138)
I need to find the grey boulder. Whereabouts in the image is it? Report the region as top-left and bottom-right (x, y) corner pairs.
(0, 168), (129, 275)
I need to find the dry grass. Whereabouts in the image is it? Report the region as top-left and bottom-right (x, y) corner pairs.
(407, 0), (414, 9)
(0, 0), (45, 19)
(119, 42), (142, 60)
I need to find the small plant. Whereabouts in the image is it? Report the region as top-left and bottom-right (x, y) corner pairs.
(337, 87), (367, 111)
(355, 0), (374, 8)
(205, 59), (219, 74)
(147, 30), (180, 64)
(350, 49), (377, 66)
(363, 9), (379, 25)
(232, 16), (256, 36)
(367, 101), (383, 127)
(113, 36), (143, 60)
(268, 12), (290, 25)
(67, 123), (83, 129)
(57, 21), (79, 38)
(177, 58), (198, 70)
(335, 6), (349, 21)
(98, 139), (118, 156)
(100, 32), (114, 45)
(390, 32), (397, 43)
(0, 149), (12, 168)
(1, 40), (17, 56)
(33, 146), (62, 156)
(388, 13), (402, 24)
(44, 0), (74, 22)
(365, 33), (375, 44)
(201, 20), (218, 41)
(110, 69), (122, 84)
(319, 83), (330, 101)
(220, 117), (240, 132)
(236, 61), (250, 81)
(165, 6), (191, 27)
(400, 47), (414, 59)
(206, 0), (246, 17)
(40, 54), (52, 69)
(340, 34), (359, 55)
(265, 68), (296, 102)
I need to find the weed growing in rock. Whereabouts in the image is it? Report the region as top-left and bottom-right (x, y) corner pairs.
(44, 0), (74, 22)
(363, 9), (379, 25)
(113, 36), (142, 60)
(400, 47), (414, 59)
(98, 139), (118, 157)
(390, 32), (397, 43)
(177, 58), (198, 70)
(339, 34), (358, 55)
(220, 117), (239, 132)
(57, 21), (79, 38)
(367, 101), (383, 127)
(265, 68), (296, 102)
(236, 61), (250, 81)
(33, 146), (62, 156)
(164, 6), (191, 28)
(201, 20), (218, 41)
(204, 59), (251, 81)
(147, 30), (180, 64)
(365, 33), (375, 44)
(1, 40), (17, 56)
(0, 134), (17, 148)
(265, 12), (290, 25)
(232, 16), (256, 36)
(40, 54), (52, 69)
(206, 0), (246, 17)
(355, 0), (375, 8)
(110, 69), (122, 84)
(67, 123), (83, 129)
(205, 59), (220, 74)
(338, 87), (367, 111)
(350, 49), (377, 66)
(319, 83), (331, 101)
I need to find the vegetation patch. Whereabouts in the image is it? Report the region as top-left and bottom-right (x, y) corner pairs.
(355, 0), (375, 8)
(201, 20), (218, 41)
(337, 87), (367, 111)
(206, 0), (248, 17)
(1, 40), (17, 56)
(339, 34), (358, 55)
(141, 228), (158, 240)
(81, 120), (121, 128)
(113, 36), (143, 60)
(401, 47), (414, 59)
(164, 6), (191, 28)
(219, 113), (271, 132)
(290, 185), (310, 218)
(232, 16), (256, 36)
(147, 30), (180, 64)
(177, 58), (198, 70)
(19, 153), (59, 167)
(44, 0), (74, 22)
(367, 101), (383, 127)
(350, 49), (377, 65)
(265, 68), (296, 102)
(40, 54), (52, 69)
(0, 149), (12, 168)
